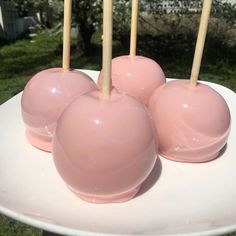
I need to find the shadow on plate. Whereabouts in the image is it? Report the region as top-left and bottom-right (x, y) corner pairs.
(194, 143), (228, 164)
(217, 143), (228, 158)
(135, 156), (162, 198)
(43, 231), (61, 236)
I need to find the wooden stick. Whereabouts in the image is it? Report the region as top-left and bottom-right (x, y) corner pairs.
(101, 0), (113, 99)
(62, 0), (72, 70)
(190, 0), (213, 86)
(130, 0), (139, 57)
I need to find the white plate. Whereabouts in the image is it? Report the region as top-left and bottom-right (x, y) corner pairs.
(0, 70), (236, 236)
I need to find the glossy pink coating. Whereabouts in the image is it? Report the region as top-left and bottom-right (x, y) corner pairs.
(98, 55), (166, 104)
(21, 68), (97, 152)
(149, 79), (231, 163)
(53, 89), (157, 203)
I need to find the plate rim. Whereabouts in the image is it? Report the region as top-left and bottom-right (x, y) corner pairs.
(0, 69), (236, 236)
(1, 204), (236, 236)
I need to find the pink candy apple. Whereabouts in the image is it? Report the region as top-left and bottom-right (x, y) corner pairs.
(53, 89), (157, 203)
(21, 68), (97, 152)
(99, 55), (166, 104)
(149, 80), (231, 163)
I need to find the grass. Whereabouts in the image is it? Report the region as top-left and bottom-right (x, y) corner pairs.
(136, 33), (236, 92)
(0, 31), (102, 104)
(0, 30), (236, 235)
(0, 215), (41, 236)
(0, 30), (236, 105)
(0, 32), (61, 104)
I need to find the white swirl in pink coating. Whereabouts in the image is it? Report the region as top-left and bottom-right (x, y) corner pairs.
(148, 79), (231, 163)
(21, 68), (97, 152)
